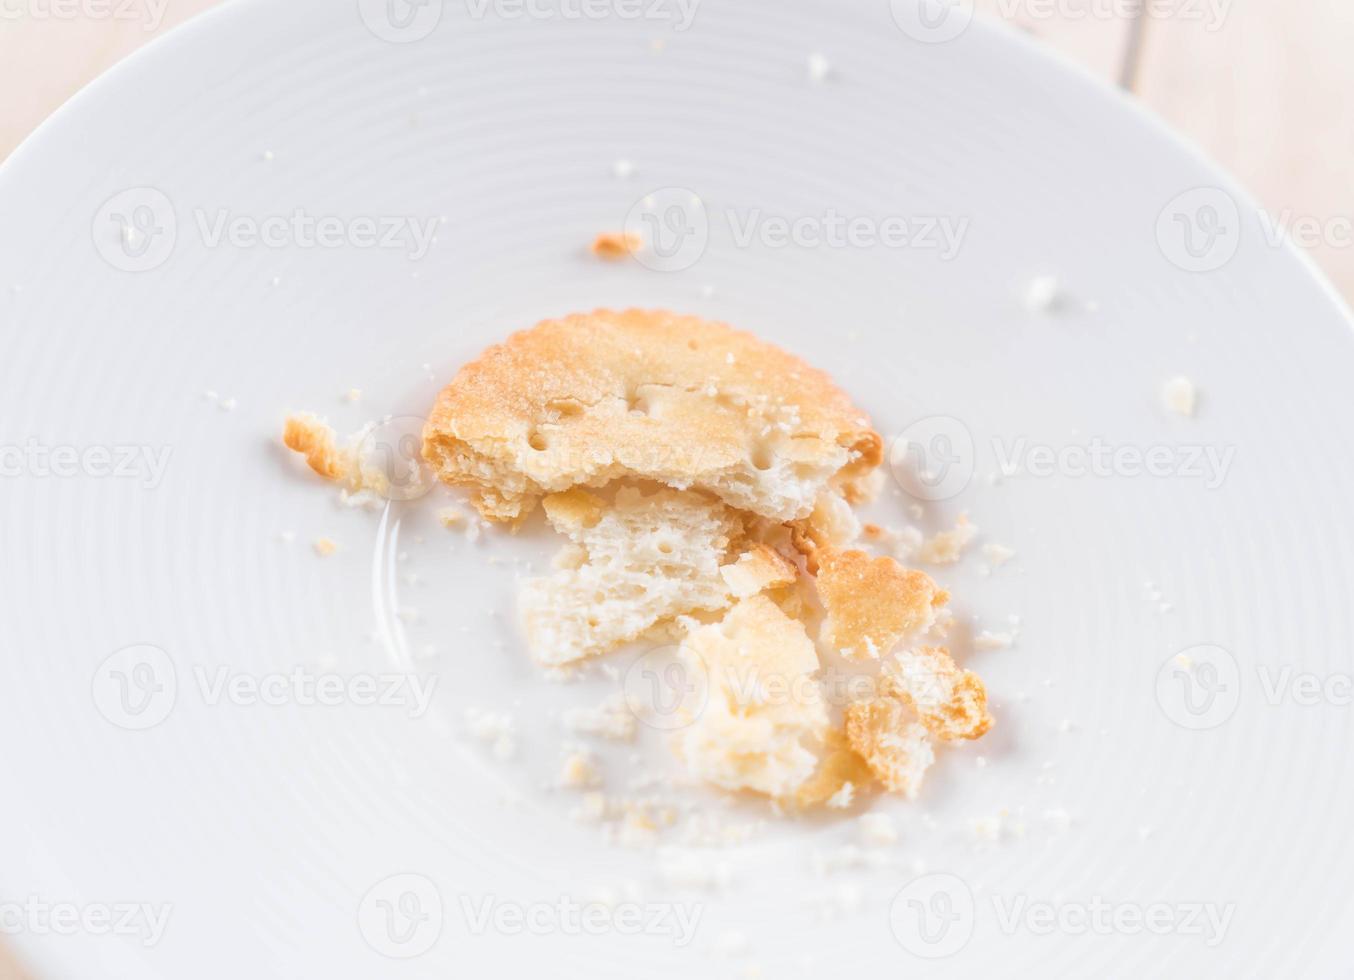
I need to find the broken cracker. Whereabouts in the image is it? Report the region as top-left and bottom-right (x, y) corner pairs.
(816, 549), (948, 660)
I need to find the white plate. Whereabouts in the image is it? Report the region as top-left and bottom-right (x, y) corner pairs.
(3, 0), (1354, 976)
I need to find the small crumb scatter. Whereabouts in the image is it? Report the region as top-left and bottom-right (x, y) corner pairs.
(1162, 376), (1197, 417)
(917, 514), (977, 565)
(313, 537), (337, 557)
(591, 231), (642, 260)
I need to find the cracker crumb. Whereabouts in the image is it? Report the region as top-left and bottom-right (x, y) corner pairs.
(982, 542), (1016, 568)
(563, 694), (638, 742)
(1163, 376), (1197, 417)
(560, 752), (602, 789)
(807, 52), (831, 82)
(974, 630), (1015, 651)
(313, 537), (337, 557)
(465, 708), (517, 760)
(858, 813), (898, 847)
(612, 158), (635, 179)
(916, 514), (977, 565)
(591, 231), (642, 260)
(1023, 274), (1062, 313)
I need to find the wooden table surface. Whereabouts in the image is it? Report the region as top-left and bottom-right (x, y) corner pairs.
(0, 1), (1348, 975)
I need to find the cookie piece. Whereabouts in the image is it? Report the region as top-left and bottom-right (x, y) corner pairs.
(421, 309), (882, 523)
(882, 646), (993, 741)
(519, 486), (743, 666)
(672, 595), (829, 799)
(843, 696), (935, 799)
(816, 549), (949, 660)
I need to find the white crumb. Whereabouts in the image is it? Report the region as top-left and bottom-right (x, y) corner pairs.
(612, 158), (635, 179)
(982, 542), (1016, 568)
(1162, 376), (1197, 417)
(857, 813), (898, 847)
(562, 694), (638, 742)
(807, 52), (831, 82)
(974, 630), (1015, 651)
(312, 537), (337, 557)
(465, 708), (517, 760)
(1023, 274), (1063, 313)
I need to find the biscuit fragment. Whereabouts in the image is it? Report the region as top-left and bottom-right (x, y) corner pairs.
(421, 309), (882, 523)
(519, 486), (742, 666)
(720, 544), (797, 598)
(673, 596), (829, 799)
(882, 646), (993, 741)
(794, 728), (875, 808)
(844, 697), (935, 799)
(816, 549), (948, 660)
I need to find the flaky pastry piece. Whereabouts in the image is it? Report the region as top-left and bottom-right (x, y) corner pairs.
(843, 696), (935, 800)
(672, 595), (830, 799)
(882, 646), (993, 741)
(421, 309), (882, 524)
(816, 549), (949, 660)
(519, 486), (743, 666)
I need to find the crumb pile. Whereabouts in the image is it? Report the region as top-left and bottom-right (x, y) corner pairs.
(285, 309), (994, 808)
